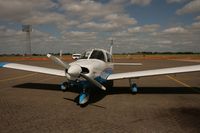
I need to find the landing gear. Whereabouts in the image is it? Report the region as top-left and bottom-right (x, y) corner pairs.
(79, 92), (89, 105)
(79, 88), (90, 106)
(61, 81), (78, 91)
(61, 80), (90, 106)
(129, 79), (138, 94)
(131, 83), (138, 94)
(61, 82), (69, 92)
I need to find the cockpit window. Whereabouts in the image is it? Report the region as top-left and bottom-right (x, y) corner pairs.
(90, 50), (105, 61)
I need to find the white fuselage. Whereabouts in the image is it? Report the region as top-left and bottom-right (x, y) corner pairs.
(69, 59), (113, 80)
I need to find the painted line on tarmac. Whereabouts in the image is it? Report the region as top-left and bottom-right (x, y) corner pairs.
(166, 75), (191, 87)
(166, 75), (200, 93)
(0, 73), (37, 82)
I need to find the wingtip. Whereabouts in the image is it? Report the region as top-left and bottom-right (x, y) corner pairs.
(0, 62), (8, 68)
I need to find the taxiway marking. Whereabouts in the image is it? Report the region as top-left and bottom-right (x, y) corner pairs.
(166, 75), (200, 93)
(166, 75), (191, 87)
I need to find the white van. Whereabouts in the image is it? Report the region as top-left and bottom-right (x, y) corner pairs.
(72, 54), (81, 60)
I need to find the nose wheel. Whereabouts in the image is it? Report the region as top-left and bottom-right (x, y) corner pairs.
(79, 92), (89, 105)
(79, 87), (90, 106)
(61, 81), (90, 106)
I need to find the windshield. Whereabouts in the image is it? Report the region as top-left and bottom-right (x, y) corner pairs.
(90, 50), (105, 61)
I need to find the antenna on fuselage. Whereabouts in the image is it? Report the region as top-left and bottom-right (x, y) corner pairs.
(110, 39), (113, 55)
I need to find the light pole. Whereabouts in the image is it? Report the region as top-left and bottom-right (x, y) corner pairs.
(22, 25), (32, 56)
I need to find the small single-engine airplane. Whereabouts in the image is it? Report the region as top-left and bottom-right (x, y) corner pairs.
(1, 45), (200, 106)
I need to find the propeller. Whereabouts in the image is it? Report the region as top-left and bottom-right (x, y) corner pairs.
(80, 73), (106, 90)
(47, 54), (106, 91)
(47, 54), (70, 69)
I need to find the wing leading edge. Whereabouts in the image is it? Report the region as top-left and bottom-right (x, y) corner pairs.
(107, 64), (200, 80)
(1, 62), (66, 77)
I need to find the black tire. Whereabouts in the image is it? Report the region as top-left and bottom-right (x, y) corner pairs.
(61, 82), (69, 92)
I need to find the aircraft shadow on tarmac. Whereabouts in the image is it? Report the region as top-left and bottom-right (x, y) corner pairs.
(14, 83), (200, 105)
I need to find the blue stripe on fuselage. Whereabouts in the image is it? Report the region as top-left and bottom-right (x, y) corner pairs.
(95, 68), (113, 83)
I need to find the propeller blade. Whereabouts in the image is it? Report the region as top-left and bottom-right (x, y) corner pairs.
(47, 54), (70, 69)
(80, 73), (106, 91)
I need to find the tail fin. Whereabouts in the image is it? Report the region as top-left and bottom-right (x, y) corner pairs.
(109, 39), (113, 55)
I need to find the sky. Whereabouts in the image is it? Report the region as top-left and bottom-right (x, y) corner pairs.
(0, 0), (200, 54)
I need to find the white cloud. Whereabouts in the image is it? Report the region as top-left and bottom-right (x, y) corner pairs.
(191, 22), (200, 28)
(22, 12), (67, 25)
(0, 0), (200, 53)
(182, 41), (192, 44)
(166, 0), (184, 3)
(128, 24), (160, 33)
(176, 0), (200, 15)
(111, 22), (200, 52)
(62, 31), (97, 40)
(163, 27), (188, 33)
(59, 0), (137, 32)
(0, 26), (22, 36)
(146, 25), (200, 52)
(0, 0), (137, 33)
(130, 0), (152, 6)
(105, 14), (137, 26)
(112, 31), (130, 37)
(78, 14), (137, 31)
(157, 40), (172, 44)
(0, 0), (56, 22)
(79, 22), (119, 31)
(195, 16), (200, 21)
(0, 26), (59, 54)
(22, 12), (79, 30)
(60, 0), (124, 21)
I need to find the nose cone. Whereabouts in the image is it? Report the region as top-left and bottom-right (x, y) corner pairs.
(67, 65), (82, 77)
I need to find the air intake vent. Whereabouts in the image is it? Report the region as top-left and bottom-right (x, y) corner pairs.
(81, 67), (89, 74)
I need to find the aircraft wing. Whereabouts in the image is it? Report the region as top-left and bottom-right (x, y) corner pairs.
(107, 65), (200, 80)
(0, 62), (66, 76)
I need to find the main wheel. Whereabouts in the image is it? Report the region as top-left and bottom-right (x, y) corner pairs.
(131, 83), (138, 94)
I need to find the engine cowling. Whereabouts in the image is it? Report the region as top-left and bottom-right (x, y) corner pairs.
(65, 65), (89, 80)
